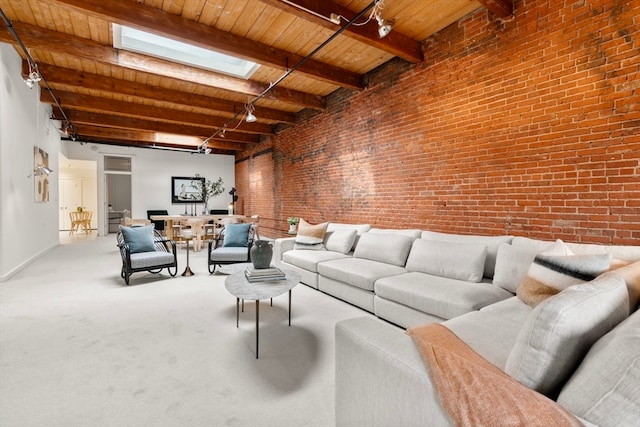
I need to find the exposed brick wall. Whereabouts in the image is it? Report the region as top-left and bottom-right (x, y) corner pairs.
(236, 0), (640, 244)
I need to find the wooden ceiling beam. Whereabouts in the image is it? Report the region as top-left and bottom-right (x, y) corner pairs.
(0, 21), (325, 110)
(30, 63), (297, 125)
(41, 90), (275, 135)
(476, 0), (513, 18)
(50, 109), (263, 141)
(48, 0), (364, 90)
(71, 124), (247, 152)
(260, 0), (423, 63)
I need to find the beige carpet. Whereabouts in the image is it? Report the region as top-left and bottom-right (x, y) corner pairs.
(0, 233), (373, 427)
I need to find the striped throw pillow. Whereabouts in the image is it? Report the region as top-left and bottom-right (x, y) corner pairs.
(516, 240), (611, 307)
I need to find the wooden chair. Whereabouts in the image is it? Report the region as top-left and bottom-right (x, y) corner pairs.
(69, 211), (92, 235)
(179, 218), (207, 252)
(116, 229), (178, 285)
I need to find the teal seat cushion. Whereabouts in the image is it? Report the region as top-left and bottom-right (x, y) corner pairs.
(223, 223), (252, 247)
(120, 224), (156, 253)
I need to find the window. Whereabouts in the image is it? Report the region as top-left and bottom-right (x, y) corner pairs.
(112, 24), (260, 79)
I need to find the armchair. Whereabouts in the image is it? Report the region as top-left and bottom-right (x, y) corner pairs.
(117, 226), (178, 285)
(208, 223), (255, 273)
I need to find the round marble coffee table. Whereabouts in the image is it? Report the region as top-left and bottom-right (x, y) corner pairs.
(224, 265), (301, 358)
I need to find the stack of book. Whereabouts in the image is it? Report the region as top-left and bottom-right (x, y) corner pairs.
(244, 266), (286, 282)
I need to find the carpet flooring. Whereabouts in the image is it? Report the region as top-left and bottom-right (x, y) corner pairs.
(0, 233), (373, 427)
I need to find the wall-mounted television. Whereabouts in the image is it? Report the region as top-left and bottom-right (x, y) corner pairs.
(171, 176), (205, 204)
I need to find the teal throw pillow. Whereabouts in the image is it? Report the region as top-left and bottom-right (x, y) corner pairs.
(120, 224), (156, 253)
(223, 223), (252, 247)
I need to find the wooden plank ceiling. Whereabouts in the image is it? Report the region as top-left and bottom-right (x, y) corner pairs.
(0, 0), (512, 154)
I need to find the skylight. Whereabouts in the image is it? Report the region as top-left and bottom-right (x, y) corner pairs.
(112, 24), (260, 79)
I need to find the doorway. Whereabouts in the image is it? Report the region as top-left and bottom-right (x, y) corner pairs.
(104, 156), (132, 234)
(58, 155), (98, 231)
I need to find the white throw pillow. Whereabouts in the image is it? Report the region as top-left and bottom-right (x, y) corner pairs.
(405, 239), (487, 282)
(505, 274), (629, 396)
(492, 243), (540, 293)
(324, 229), (357, 254)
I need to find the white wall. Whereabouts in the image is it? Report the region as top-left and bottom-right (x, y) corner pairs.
(0, 43), (60, 281)
(0, 41), (236, 279)
(63, 124), (235, 236)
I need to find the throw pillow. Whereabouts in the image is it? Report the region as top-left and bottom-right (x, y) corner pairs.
(505, 274), (629, 396)
(324, 229), (357, 254)
(405, 239), (487, 282)
(120, 224), (156, 253)
(516, 240), (611, 307)
(294, 219), (328, 250)
(492, 243), (540, 293)
(222, 223), (252, 247)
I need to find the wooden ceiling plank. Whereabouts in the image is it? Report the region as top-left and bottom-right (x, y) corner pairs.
(259, 0), (423, 63)
(0, 21), (324, 110)
(48, 0), (364, 90)
(475, 0), (513, 18)
(32, 63), (297, 124)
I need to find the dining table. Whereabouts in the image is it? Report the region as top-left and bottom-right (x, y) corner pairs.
(148, 214), (253, 241)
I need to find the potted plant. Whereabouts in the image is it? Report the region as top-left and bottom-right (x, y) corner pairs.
(287, 217), (299, 233)
(192, 175), (225, 214)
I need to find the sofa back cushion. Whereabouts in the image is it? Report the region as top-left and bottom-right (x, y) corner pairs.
(353, 232), (413, 267)
(368, 228), (422, 241)
(406, 239), (488, 282)
(493, 243), (540, 293)
(421, 231), (513, 279)
(557, 310), (640, 427)
(505, 274), (629, 396)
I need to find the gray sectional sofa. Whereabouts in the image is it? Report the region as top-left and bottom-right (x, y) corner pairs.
(273, 224), (640, 426)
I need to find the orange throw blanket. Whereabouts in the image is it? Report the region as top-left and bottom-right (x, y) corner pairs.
(407, 324), (583, 427)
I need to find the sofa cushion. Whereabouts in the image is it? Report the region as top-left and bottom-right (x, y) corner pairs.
(421, 231), (513, 279)
(294, 219), (328, 250)
(516, 240), (611, 307)
(505, 274), (629, 396)
(557, 310), (640, 427)
(318, 258), (406, 292)
(493, 243), (540, 293)
(603, 260), (640, 312)
(479, 296), (532, 324)
(353, 232), (413, 267)
(375, 272), (513, 320)
(282, 249), (350, 273)
(369, 228), (422, 240)
(324, 229), (357, 254)
(120, 224), (156, 253)
(406, 239), (487, 282)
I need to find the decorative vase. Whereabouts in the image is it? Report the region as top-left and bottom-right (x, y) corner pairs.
(250, 240), (273, 269)
(288, 224), (297, 233)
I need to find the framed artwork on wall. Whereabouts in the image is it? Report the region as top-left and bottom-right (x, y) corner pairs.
(171, 176), (204, 204)
(34, 147), (50, 203)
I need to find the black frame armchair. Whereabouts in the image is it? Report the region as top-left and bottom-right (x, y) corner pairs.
(207, 225), (255, 273)
(117, 229), (178, 285)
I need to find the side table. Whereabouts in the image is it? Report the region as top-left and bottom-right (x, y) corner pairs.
(181, 236), (194, 276)
(224, 266), (301, 358)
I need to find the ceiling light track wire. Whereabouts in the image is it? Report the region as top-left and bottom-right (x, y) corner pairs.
(200, 0), (381, 151)
(0, 7), (77, 141)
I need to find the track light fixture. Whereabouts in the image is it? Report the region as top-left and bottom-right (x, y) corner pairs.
(245, 103), (257, 123)
(24, 60), (41, 88)
(375, 12), (394, 38)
